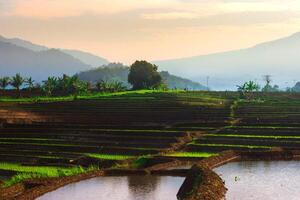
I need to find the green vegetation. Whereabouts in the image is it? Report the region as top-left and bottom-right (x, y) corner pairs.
(2, 90), (300, 190)
(261, 75), (279, 92)
(11, 73), (25, 97)
(77, 62), (207, 90)
(237, 80), (260, 99)
(209, 134), (300, 139)
(130, 156), (152, 169)
(86, 153), (135, 160)
(165, 152), (218, 158)
(0, 89), (185, 102)
(0, 76), (10, 90)
(0, 163), (96, 187)
(190, 143), (272, 149)
(128, 60), (162, 90)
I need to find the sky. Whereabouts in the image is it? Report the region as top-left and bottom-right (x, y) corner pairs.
(1, 0), (300, 64)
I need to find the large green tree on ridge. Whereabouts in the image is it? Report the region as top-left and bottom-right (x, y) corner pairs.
(128, 60), (162, 90)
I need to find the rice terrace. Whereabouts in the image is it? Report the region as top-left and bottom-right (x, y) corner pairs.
(2, 1), (300, 199)
(0, 89), (300, 199)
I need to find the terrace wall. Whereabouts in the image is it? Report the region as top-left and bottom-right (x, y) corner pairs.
(177, 150), (300, 200)
(2, 150), (300, 200)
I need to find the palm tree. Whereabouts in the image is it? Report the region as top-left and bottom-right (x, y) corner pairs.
(0, 77), (10, 90)
(11, 73), (24, 97)
(69, 76), (88, 97)
(111, 81), (126, 92)
(96, 80), (107, 92)
(42, 77), (57, 96)
(237, 80), (260, 100)
(26, 77), (35, 91)
(245, 81), (260, 92)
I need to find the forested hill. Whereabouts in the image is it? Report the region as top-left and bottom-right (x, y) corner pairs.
(77, 63), (207, 90)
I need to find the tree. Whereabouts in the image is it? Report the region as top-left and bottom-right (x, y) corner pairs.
(263, 75), (272, 86)
(11, 73), (25, 97)
(109, 81), (127, 92)
(128, 60), (162, 90)
(95, 80), (126, 93)
(262, 75), (272, 92)
(42, 76), (57, 96)
(0, 77), (10, 90)
(237, 80), (260, 99)
(26, 77), (35, 91)
(68, 75), (88, 97)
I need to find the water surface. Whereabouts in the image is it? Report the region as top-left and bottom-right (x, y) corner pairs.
(38, 175), (184, 200)
(214, 161), (300, 200)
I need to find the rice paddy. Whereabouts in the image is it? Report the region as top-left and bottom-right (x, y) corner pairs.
(1, 91), (300, 188)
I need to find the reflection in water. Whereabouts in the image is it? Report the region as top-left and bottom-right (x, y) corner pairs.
(214, 161), (300, 200)
(127, 175), (159, 200)
(37, 176), (184, 200)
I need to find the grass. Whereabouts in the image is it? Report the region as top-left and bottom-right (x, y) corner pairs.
(165, 152), (218, 158)
(0, 163), (97, 187)
(223, 125), (300, 129)
(86, 153), (135, 160)
(190, 143), (272, 149)
(0, 90), (229, 105)
(209, 134), (300, 139)
(0, 90), (184, 103)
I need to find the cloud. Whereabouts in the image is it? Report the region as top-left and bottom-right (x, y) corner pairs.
(1, 0), (300, 63)
(142, 12), (200, 20)
(2, 0), (176, 18)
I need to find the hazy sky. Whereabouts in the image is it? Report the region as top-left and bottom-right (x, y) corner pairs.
(1, 0), (300, 63)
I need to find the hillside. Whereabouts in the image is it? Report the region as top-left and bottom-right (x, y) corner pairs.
(155, 32), (300, 90)
(77, 63), (207, 90)
(0, 41), (90, 81)
(0, 35), (108, 67)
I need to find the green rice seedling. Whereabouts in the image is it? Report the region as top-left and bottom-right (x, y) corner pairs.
(209, 134), (300, 140)
(0, 163), (98, 187)
(130, 155), (152, 169)
(190, 143), (272, 149)
(165, 152), (218, 158)
(86, 153), (135, 160)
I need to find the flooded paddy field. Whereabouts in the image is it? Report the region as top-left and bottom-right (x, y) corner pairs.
(37, 175), (185, 200)
(2, 92), (300, 199)
(215, 161), (300, 200)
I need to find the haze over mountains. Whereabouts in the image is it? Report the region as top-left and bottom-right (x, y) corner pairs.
(155, 32), (300, 90)
(1, 32), (300, 90)
(0, 35), (108, 81)
(0, 35), (206, 89)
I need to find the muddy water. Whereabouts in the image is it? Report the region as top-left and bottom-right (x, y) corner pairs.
(37, 175), (184, 200)
(214, 161), (300, 200)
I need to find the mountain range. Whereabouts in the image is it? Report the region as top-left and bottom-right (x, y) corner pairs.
(0, 35), (207, 89)
(0, 35), (108, 81)
(155, 32), (300, 90)
(2, 32), (300, 90)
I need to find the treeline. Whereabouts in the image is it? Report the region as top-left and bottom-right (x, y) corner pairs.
(0, 60), (184, 98)
(0, 73), (128, 97)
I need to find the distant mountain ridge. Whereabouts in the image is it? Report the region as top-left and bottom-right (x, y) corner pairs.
(155, 32), (300, 90)
(0, 35), (109, 67)
(0, 41), (90, 81)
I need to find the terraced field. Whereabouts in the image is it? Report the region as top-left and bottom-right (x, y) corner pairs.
(0, 91), (232, 183)
(186, 93), (300, 153)
(3, 91), (300, 187)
